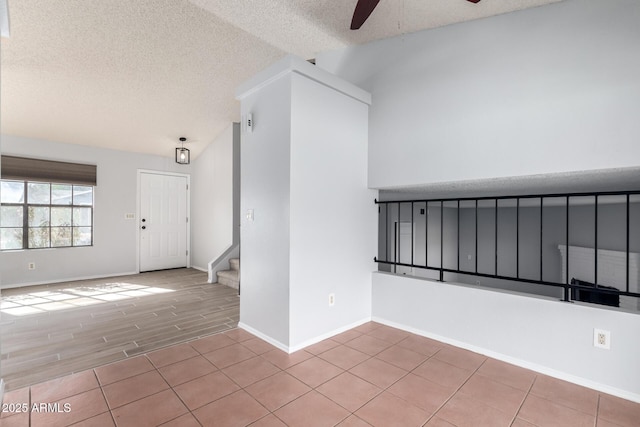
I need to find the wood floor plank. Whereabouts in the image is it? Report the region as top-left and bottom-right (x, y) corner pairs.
(1, 268), (239, 391)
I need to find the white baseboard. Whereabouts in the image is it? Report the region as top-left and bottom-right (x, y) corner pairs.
(372, 316), (640, 404)
(0, 266), (209, 290)
(239, 318), (372, 354)
(238, 322), (289, 353)
(288, 318), (372, 353)
(0, 271), (139, 289)
(0, 379), (5, 405)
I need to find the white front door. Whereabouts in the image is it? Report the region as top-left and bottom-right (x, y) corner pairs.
(139, 172), (188, 272)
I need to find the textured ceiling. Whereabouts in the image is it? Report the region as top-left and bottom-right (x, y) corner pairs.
(1, 0), (562, 159)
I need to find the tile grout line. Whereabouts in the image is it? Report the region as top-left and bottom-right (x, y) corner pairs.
(185, 334), (309, 426)
(162, 376), (200, 427)
(101, 355), (187, 425)
(11, 321), (638, 426)
(528, 375), (602, 420)
(159, 333), (265, 421)
(243, 331), (360, 424)
(509, 371), (537, 427)
(310, 331), (438, 424)
(420, 349), (488, 426)
(94, 368), (118, 427)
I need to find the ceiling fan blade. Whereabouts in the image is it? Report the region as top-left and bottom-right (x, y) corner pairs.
(350, 0), (480, 30)
(351, 0), (381, 30)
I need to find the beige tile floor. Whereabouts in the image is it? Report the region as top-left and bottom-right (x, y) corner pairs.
(1, 322), (639, 426)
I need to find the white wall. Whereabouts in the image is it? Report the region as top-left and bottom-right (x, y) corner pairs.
(372, 272), (640, 401)
(289, 73), (376, 349)
(316, 0), (640, 189)
(237, 56), (374, 351)
(238, 75), (292, 347)
(313, 0), (640, 401)
(0, 134), (192, 287)
(191, 123), (239, 271)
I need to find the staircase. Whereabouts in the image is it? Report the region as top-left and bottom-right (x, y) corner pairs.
(216, 258), (239, 290)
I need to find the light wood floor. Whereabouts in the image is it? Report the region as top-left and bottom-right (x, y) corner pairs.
(0, 268), (239, 391)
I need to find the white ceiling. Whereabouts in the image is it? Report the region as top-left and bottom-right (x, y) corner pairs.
(381, 167), (640, 201)
(1, 0), (562, 159)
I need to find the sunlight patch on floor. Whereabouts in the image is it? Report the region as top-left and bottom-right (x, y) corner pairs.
(0, 283), (175, 316)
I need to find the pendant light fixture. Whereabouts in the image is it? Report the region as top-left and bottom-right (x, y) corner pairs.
(175, 137), (190, 164)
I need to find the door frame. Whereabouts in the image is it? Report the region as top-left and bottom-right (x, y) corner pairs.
(136, 169), (191, 273)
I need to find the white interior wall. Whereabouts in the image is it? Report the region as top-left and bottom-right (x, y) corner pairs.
(191, 123), (237, 271)
(0, 134), (193, 288)
(232, 123), (241, 248)
(237, 75), (292, 348)
(289, 73), (375, 349)
(191, 132), (217, 271)
(316, 0), (640, 189)
(236, 56), (374, 351)
(314, 0), (640, 399)
(373, 272), (640, 401)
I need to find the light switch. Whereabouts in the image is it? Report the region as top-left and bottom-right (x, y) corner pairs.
(246, 209), (254, 221)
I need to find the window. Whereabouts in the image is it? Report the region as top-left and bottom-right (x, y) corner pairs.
(0, 180), (94, 250)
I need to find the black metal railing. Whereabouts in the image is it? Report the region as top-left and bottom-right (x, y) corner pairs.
(374, 190), (640, 310)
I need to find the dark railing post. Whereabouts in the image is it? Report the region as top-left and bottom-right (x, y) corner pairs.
(475, 199), (478, 274)
(540, 197), (544, 281)
(393, 220), (397, 274)
(440, 200), (444, 281)
(627, 194), (630, 293)
(564, 196), (570, 302)
(385, 203), (388, 262)
(396, 203), (400, 270)
(457, 200), (460, 271)
(425, 201), (428, 268)
(516, 198), (520, 279)
(411, 202), (414, 266)
(494, 199), (498, 276)
(595, 195), (598, 286)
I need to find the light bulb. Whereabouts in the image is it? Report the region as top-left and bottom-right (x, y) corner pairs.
(180, 151), (186, 160)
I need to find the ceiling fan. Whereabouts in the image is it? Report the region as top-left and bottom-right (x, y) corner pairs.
(351, 0), (481, 30)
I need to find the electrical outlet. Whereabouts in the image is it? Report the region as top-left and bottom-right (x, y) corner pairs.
(328, 293), (335, 307)
(28, 262), (36, 270)
(593, 329), (610, 350)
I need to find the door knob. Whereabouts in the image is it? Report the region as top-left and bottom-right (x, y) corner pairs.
(141, 226), (146, 230)
(142, 218), (146, 222)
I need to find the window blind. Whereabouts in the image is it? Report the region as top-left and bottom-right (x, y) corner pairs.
(1, 155), (97, 186)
